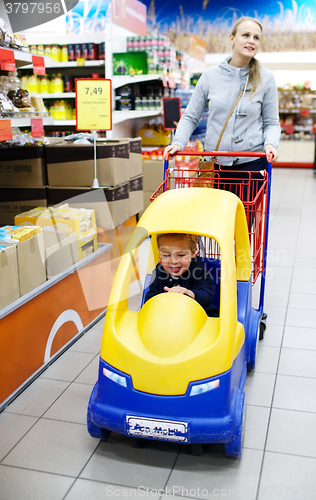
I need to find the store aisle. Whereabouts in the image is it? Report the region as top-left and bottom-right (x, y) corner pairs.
(1, 168), (316, 500)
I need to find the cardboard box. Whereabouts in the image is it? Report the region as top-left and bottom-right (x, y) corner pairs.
(129, 175), (143, 217)
(0, 146), (47, 186)
(47, 183), (130, 229)
(45, 141), (130, 187)
(43, 230), (79, 278)
(0, 187), (47, 226)
(125, 137), (142, 178)
(15, 207), (97, 250)
(142, 158), (174, 192)
(0, 241), (20, 309)
(17, 232), (46, 296)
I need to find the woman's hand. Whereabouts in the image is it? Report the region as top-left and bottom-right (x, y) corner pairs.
(164, 285), (195, 299)
(164, 144), (181, 158)
(265, 144), (278, 162)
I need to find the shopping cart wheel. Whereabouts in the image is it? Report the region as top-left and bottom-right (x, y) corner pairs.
(191, 443), (203, 456)
(259, 312), (267, 340)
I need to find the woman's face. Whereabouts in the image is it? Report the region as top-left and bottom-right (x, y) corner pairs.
(230, 20), (261, 62)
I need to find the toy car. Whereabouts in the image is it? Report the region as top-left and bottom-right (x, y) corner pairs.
(87, 184), (266, 457)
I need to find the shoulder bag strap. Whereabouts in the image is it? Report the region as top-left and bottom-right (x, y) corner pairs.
(214, 85), (245, 152)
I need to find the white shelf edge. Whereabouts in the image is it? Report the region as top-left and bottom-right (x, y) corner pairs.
(113, 109), (161, 124)
(4, 48), (53, 68)
(52, 120), (76, 126)
(21, 60), (105, 70)
(38, 93), (76, 99)
(113, 74), (161, 89)
(0, 116), (55, 127)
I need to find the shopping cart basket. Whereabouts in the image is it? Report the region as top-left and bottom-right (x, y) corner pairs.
(151, 150), (272, 340)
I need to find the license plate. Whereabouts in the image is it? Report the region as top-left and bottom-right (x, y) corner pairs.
(126, 415), (189, 442)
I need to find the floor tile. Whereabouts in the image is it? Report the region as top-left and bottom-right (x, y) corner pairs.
(255, 346), (280, 374)
(2, 419), (99, 476)
(243, 372), (276, 407)
(4, 378), (70, 417)
(70, 325), (103, 354)
(273, 375), (316, 413)
(266, 408), (316, 458)
(0, 465), (75, 500)
(40, 350), (96, 382)
(80, 432), (180, 490)
(65, 480), (146, 500)
(278, 348), (316, 378)
(260, 323), (283, 347)
(243, 405), (270, 451)
(0, 413), (37, 461)
(75, 355), (99, 385)
(294, 257), (316, 270)
(258, 452), (316, 499)
(282, 326), (316, 350)
(167, 447), (263, 500)
(288, 292), (316, 310)
(285, 307), (316, 328)
(43, 382), (94, 424)
(258, 305), (286, 326)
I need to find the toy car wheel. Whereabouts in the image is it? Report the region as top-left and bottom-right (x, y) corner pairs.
(87, 382), (112, 440)
(131, 437), (146, 448)
(224, 390), (246, 457)
(191, 443), (203, 456)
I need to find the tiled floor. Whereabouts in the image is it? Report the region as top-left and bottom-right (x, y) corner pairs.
(1, 167), (316, 500)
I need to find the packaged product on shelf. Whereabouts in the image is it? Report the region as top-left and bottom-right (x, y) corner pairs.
(61, 45), (69, 62)
(30, 95), (48, 116)
(0, 73), (20, 94)
(0, 18), (19, 50)
(51, 44), (61, 62)
(113, 52), (147, 76)
(0, 225), (41, 242)
(68, 44), (75, 61)
(139, 123), (171, 146)
(15, 204), (97, 260)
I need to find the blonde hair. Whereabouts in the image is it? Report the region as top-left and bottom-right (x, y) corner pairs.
(157, 233), (198, 253)
(231, 16), (262, 95)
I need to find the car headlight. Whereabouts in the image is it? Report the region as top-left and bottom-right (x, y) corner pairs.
(103, 367), (127, 387)
(189, 379), (220, 396)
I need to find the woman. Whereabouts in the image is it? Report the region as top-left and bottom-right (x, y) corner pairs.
(165, 17), (280, 172)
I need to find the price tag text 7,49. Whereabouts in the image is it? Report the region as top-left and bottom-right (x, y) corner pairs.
(85, 87), (103, 95)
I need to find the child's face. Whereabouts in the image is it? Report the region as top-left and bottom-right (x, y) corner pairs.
(158, 236), (197, 277)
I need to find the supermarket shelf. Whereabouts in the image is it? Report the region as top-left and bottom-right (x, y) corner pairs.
(113, 109), (161, 124)
(113, 74), (161, 90)
(39, 93), (76, 99)
(50, 120), (76, 126)
(0, 116), (55, 127)
(22, 60), (105, 70)
(8, 48), (52, 68)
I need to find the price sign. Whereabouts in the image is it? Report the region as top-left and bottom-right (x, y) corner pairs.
(76, 79), (112, 131)
(32, 55), (46, 75)
(0, 120), (12, 141)
(31, 118), (44, 137)
(0, 49), (15, 71)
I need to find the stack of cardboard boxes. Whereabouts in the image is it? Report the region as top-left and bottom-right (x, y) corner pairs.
(0, 146), (48, 226)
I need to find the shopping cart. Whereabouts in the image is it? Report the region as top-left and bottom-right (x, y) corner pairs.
(87, 150), (272, 456)
(151, 150), (272, 339)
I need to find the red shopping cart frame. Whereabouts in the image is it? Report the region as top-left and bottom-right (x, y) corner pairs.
(150, 156), (269, 284)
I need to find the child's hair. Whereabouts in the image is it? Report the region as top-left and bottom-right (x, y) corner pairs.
(231, 16), (262, 96)
(157, 233), (198, 253)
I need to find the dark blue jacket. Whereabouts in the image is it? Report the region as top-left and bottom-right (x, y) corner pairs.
(144, 256), (218, 317)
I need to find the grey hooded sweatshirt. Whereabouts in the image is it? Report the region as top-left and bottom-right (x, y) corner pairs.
(172, 56), (280, 166)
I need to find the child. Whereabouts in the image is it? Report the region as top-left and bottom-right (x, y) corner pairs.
(144, 233), (218, 317)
